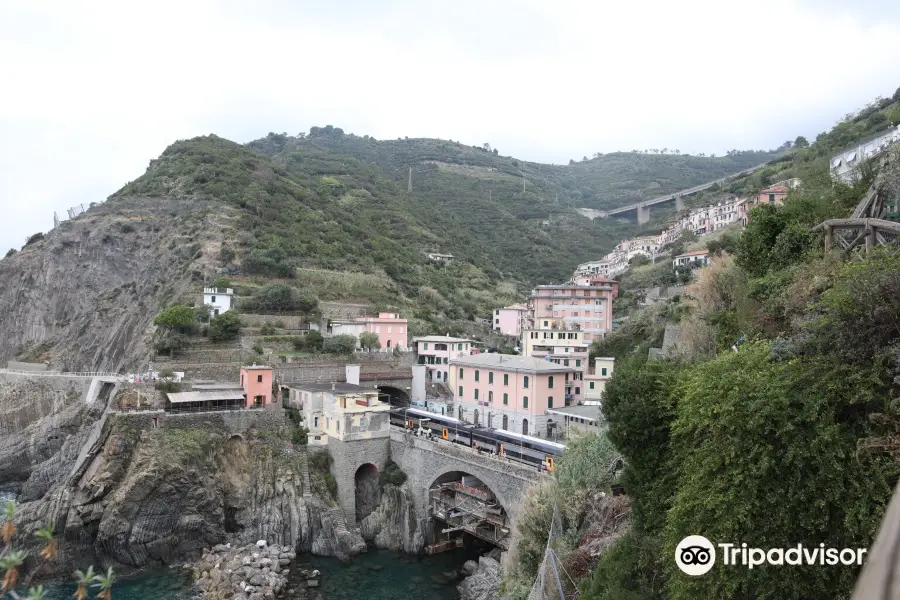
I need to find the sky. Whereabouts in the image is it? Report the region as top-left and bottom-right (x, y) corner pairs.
(1, 0), (900, 251)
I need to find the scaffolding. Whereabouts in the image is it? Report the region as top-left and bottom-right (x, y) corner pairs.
(429, 478), (511, 549)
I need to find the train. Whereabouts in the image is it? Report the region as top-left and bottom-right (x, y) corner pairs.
(389, 407), (565, 472)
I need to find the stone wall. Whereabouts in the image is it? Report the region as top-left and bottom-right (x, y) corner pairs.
(327, 437), (391, 524)
(111, 406), (287, 436)
(237, 313), (306, 329)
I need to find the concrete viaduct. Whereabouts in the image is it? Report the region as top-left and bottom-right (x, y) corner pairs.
(578, 160), (771, 224)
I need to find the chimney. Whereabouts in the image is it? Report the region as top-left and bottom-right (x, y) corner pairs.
(332, 382), (336, 391)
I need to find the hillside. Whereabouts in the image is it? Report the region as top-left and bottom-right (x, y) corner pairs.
(0, 129), (788, 370)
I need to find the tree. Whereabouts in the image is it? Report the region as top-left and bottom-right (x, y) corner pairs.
(194, 304), (213, 323)
(794, 135), (809, 148)
(483, 143), (491, 152)
(2, 499), (114, 600)
(208, 311), (241, 341)
(323, 334), (357, 354)
(4, 249), (15, 259)
(359, 331), (381, 352)
(210, 276), (231, 289)
(153, 305), (197, 334)
(24, 233), (43, 247)
(893, 85), (900, 103)
(305, 330), (324, 351)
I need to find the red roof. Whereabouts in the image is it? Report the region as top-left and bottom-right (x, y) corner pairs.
(675, 249), (709, 258)
(761, 185), (788, 194)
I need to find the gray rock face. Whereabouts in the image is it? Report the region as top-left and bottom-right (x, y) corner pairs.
(458, 557), (502, 600)
(0, 196), (234, 373)
(359, 484), (424, 554)
(5, 399), (366, 577)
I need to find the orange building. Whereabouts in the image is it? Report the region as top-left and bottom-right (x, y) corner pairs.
(240, 365), (274, 408)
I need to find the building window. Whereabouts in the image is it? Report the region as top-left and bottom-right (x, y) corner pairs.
(576, 360), (581, 367)
(601, 367), (608, 376)
(458, 386), (463, 397)
(769, 193), (776, 202)
(564, 360), (569, 366)
(488, 372), (493, 384)
(575, 387), (580, 395)
(459, 368), (464, 379)
(257, 375), (263, 383)
(475, 389), (479, 400)
(548, 376), (554, 389)
(475, 370), (479, 382)
(589, 382), (595, 390)
(524, 376), (529, 389)
(424, 343), (429, 350)
(503, 393), (508, 405)
(548, 396), (553, 409)
(523, 396), (529, 409)
(503, 374), (509, 386)
(211, 296), (216, 303)
(488, 391), (493, 403)
(458, 343), (463, 350)
(314, 416), (319, 427)
(502, 414), (508, 430)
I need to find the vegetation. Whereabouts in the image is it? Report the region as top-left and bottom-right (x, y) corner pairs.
(576, 92), (900, 600)
(208, 311), (241, 342)
(309, 449), (338, 500)
(2, 500), (114, 600)
(358, 331), (380, 352)
(111, 125), (771, 331)
(304, 331), (324, 351)
(323, 334), (357, 355)
(379, 460), (408, 487)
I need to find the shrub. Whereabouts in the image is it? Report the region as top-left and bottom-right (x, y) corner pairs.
(209, 311), (241, 341)
(252, 342), (264, 355)
(155, 381), (181, 393)
(153, 305), (197, 334)
(323, 334), (357, 354)
(260, 322), (276, 335)
(305, 330), (324, 351)
(4, 248), (15, 258)
(24, 232), (44, 246)
(292, 336), (306, 351)
(292, 426), (309, 445)
(379, 461), (408, 487)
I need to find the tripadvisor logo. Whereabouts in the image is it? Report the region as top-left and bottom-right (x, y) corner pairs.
(675, 536), (868, 576)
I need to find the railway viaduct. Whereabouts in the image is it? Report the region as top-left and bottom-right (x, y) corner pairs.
(327, 427), (547, 547)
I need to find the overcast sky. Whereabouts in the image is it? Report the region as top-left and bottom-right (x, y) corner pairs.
(2, 0), (900, 252)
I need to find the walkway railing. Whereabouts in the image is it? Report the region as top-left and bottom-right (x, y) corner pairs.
(0, 369), (121, 378)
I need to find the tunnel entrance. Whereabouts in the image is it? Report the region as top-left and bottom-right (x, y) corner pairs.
(427, 471), (510, 551)
(378, 385), (410, 407)
(355, 463), (381, 522)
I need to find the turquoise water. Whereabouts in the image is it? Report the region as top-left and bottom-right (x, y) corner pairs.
(13, 549), (476, 600)
(297, 548), (479, 600)
(19, 569), (196, 600)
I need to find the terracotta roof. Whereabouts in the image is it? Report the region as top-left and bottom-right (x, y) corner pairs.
(675, 249), (710, 258)
(761, 185), (788, 193)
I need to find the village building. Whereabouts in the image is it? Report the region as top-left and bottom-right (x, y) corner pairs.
(584, 357), (615, 402)
(448, 353), (577, 438)
(203, 287), (234, 316)
(521, 318), (590, 404)
(546, 405), (601, 439)
(493, 304), (529, 337)
(283, 382), (389, 447)
(240, 364), (274, 408)
(830, 125), (900, 183)
(426, 252), (455, 265)
(328, 312), (409, 351)
(528, 280), (618, 344)
(673, 249), (710, 269)
(414, 336), (474, 383)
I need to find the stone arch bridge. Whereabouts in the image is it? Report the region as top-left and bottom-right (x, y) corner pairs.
(327, 427), (547, 550)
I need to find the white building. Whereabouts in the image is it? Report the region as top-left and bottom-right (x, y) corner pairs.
(283, 382), (389, 447)
(673, 249), (710, 269)
(426, 252), (455, 265)
(203, 287), (234, 316)
(830, 126), (900, 183)
(414, 336), (474, 383)
(584, 357), (615, 402)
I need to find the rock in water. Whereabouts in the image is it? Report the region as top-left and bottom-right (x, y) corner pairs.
(458, 557), (502, 600)
(256, 540), (267, 548)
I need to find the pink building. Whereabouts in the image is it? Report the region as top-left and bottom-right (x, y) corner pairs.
(329, 312), (409, 352)
(448, 353), (576, 438)
(240, 365), (274, 408)
(528, 281), (618, 343)
(493, 304), (528, 337)
(415, 336), (473, 383)
(356, 312), (408, 351)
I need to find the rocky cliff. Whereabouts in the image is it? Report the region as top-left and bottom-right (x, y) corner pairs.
(1, 379), (367, 578)
(0, 196), (236, 372)
(359, 483), (424, 554)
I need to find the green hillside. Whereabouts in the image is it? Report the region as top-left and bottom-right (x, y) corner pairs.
(109, 128), (776, 332)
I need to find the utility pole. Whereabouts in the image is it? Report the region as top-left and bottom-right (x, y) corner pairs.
(408, 167), (412, 193)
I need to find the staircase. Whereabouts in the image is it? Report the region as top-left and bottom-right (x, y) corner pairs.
(296, 446), (312, 498)
(328, 507), (352, 537)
